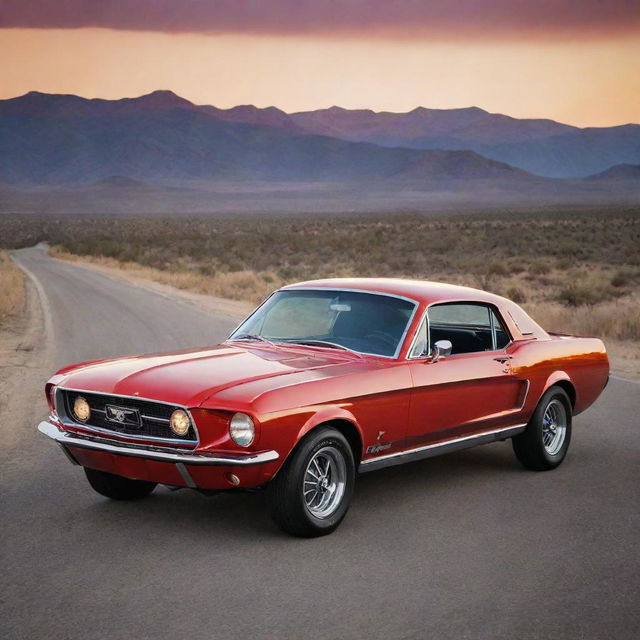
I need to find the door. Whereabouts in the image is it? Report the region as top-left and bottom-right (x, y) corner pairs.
(406, 302), (527, 448)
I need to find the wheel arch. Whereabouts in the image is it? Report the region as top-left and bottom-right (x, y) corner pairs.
(322, 418), (364, 468)
(289, 408), (364, 469)
(542, 372), (576, 411)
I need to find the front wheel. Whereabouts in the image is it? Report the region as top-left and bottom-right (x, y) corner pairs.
(267, 427), (355, 537)
(84, 467), (157, 500)
(512, 387), (572, 471)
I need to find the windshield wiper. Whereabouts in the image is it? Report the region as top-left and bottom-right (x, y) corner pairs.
(229, 333), (278, 347)
(282, 339), (364, 357)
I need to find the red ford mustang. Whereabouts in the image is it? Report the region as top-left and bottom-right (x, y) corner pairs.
(38, 279), (609, 536)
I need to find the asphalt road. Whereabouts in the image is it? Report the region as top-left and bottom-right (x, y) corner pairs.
(3, 247), (639, 640)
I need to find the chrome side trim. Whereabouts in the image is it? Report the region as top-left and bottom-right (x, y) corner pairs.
(359, 423), (527, 473)
(518, 380), (531, 410)
(38, 421), (279, 466)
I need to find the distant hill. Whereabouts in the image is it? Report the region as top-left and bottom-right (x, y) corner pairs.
(586, 163), (640, 181)
(475, 125), (640, 178)
(206, 102), (640, 178)
(289, 106), (574, 146)
(0, 91), (637, 213)
(0, 91), (535, 186)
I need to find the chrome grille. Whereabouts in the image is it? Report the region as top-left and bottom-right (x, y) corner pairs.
(59, 389), (197, 444)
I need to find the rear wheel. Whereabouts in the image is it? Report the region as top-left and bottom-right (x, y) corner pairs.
(84, 468), (157, 500)
(512, 387), (572, 471)
(267, 427), (355, 537)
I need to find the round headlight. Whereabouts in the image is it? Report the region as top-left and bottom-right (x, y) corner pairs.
(170, 409), (190, 436)
(73, 396), (91, 422)
(229, 413), (255, 447)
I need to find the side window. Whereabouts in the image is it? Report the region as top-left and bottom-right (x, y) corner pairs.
(427, 303), (510, 355)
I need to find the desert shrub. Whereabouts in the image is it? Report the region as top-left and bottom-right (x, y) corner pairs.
(530, 297), (640, 341)
(486, 261), (509, 276)
(198, 263), (217, 277)
(4, 207), (638, 341)
(557, 284), (610, 307)
(505, 286), (527, 303)
(529, 261), (551, 275)
(556, 256), (574, 270)
(610, 269), (638, 288)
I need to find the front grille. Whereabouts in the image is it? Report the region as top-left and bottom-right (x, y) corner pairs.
(60, 389), (197, 444)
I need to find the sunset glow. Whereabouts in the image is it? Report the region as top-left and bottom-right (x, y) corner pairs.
(1, 0), (638, 127)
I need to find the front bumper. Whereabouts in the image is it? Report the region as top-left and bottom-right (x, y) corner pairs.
(38, 421), (280, 489)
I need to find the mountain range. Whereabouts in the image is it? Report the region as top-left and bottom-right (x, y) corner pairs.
(205, 101), (640, 179)
(0, 90), (638, 213)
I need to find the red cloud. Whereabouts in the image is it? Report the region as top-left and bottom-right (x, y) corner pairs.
(1, 0), (638, 38)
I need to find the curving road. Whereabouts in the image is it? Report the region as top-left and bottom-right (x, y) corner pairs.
(3, 246), (639, 640)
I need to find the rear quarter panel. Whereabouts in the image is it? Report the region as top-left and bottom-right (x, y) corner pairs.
(510, 336), (609, 417)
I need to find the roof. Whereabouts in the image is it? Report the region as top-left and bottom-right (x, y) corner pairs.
(282, 277), (507, 306)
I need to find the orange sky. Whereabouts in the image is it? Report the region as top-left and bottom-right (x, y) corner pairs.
(1, 27), (638, 126)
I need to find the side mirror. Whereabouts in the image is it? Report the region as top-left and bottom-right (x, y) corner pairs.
(430, 339), (452, 363)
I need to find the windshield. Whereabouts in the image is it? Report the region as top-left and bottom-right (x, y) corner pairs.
(228, 289), (417, 358)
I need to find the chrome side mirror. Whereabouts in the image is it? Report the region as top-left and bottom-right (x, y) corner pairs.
(430, 339), (452, 363)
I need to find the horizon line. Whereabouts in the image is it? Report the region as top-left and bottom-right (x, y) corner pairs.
(5, 88), (640, 129)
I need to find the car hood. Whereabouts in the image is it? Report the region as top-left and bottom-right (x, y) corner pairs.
(54, 343), (364, 408)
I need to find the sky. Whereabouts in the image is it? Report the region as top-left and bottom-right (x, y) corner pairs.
(1, 1), (639, 126)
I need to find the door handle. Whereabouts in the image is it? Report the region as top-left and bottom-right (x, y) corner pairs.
(493, 355), (513, 363)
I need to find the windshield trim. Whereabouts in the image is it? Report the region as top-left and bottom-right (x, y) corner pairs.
(227, 287), (420, 360)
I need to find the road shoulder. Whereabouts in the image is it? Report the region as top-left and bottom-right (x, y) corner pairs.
(0, 254), (52, 451)
(49, 250), (252, 323)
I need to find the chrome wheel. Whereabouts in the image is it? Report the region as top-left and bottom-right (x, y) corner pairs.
(542, 399), (567, 456)
(303, 446), (347, 519)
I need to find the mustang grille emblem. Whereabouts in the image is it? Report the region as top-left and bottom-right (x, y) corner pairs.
(105, 404), (141, 427)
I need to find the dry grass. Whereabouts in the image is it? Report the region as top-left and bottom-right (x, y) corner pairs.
(2, 208), (638, 341)
(50, 248), (280, 304)
(0, 251), (26, 326)
(51, 252), (640, 343)
(525, 297), (640, 342)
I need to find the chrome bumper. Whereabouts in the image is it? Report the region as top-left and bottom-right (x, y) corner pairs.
(37, 421), (279, 466)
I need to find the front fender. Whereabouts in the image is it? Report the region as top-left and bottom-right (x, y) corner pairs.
(296, 405), (363, 446)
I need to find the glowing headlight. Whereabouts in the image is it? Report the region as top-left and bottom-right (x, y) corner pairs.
(73, 396), (91, 422)
(229, 413), (255, 447)
(170, 409), (191, 436)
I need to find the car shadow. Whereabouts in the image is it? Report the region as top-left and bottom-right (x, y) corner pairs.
(66, 442), (522, 540)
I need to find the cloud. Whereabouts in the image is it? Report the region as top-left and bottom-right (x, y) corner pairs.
(1, 0), (639, 39)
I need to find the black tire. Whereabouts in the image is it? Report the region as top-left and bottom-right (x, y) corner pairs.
(512, 386), (572, 471)
(267, 427), (355, 537)
(84, 467), (157, 500)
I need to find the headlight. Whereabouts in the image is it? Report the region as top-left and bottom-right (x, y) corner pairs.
(170, 409), (191, 436)
(73, 396), (91, 422)
(229, 413), (255, 447)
